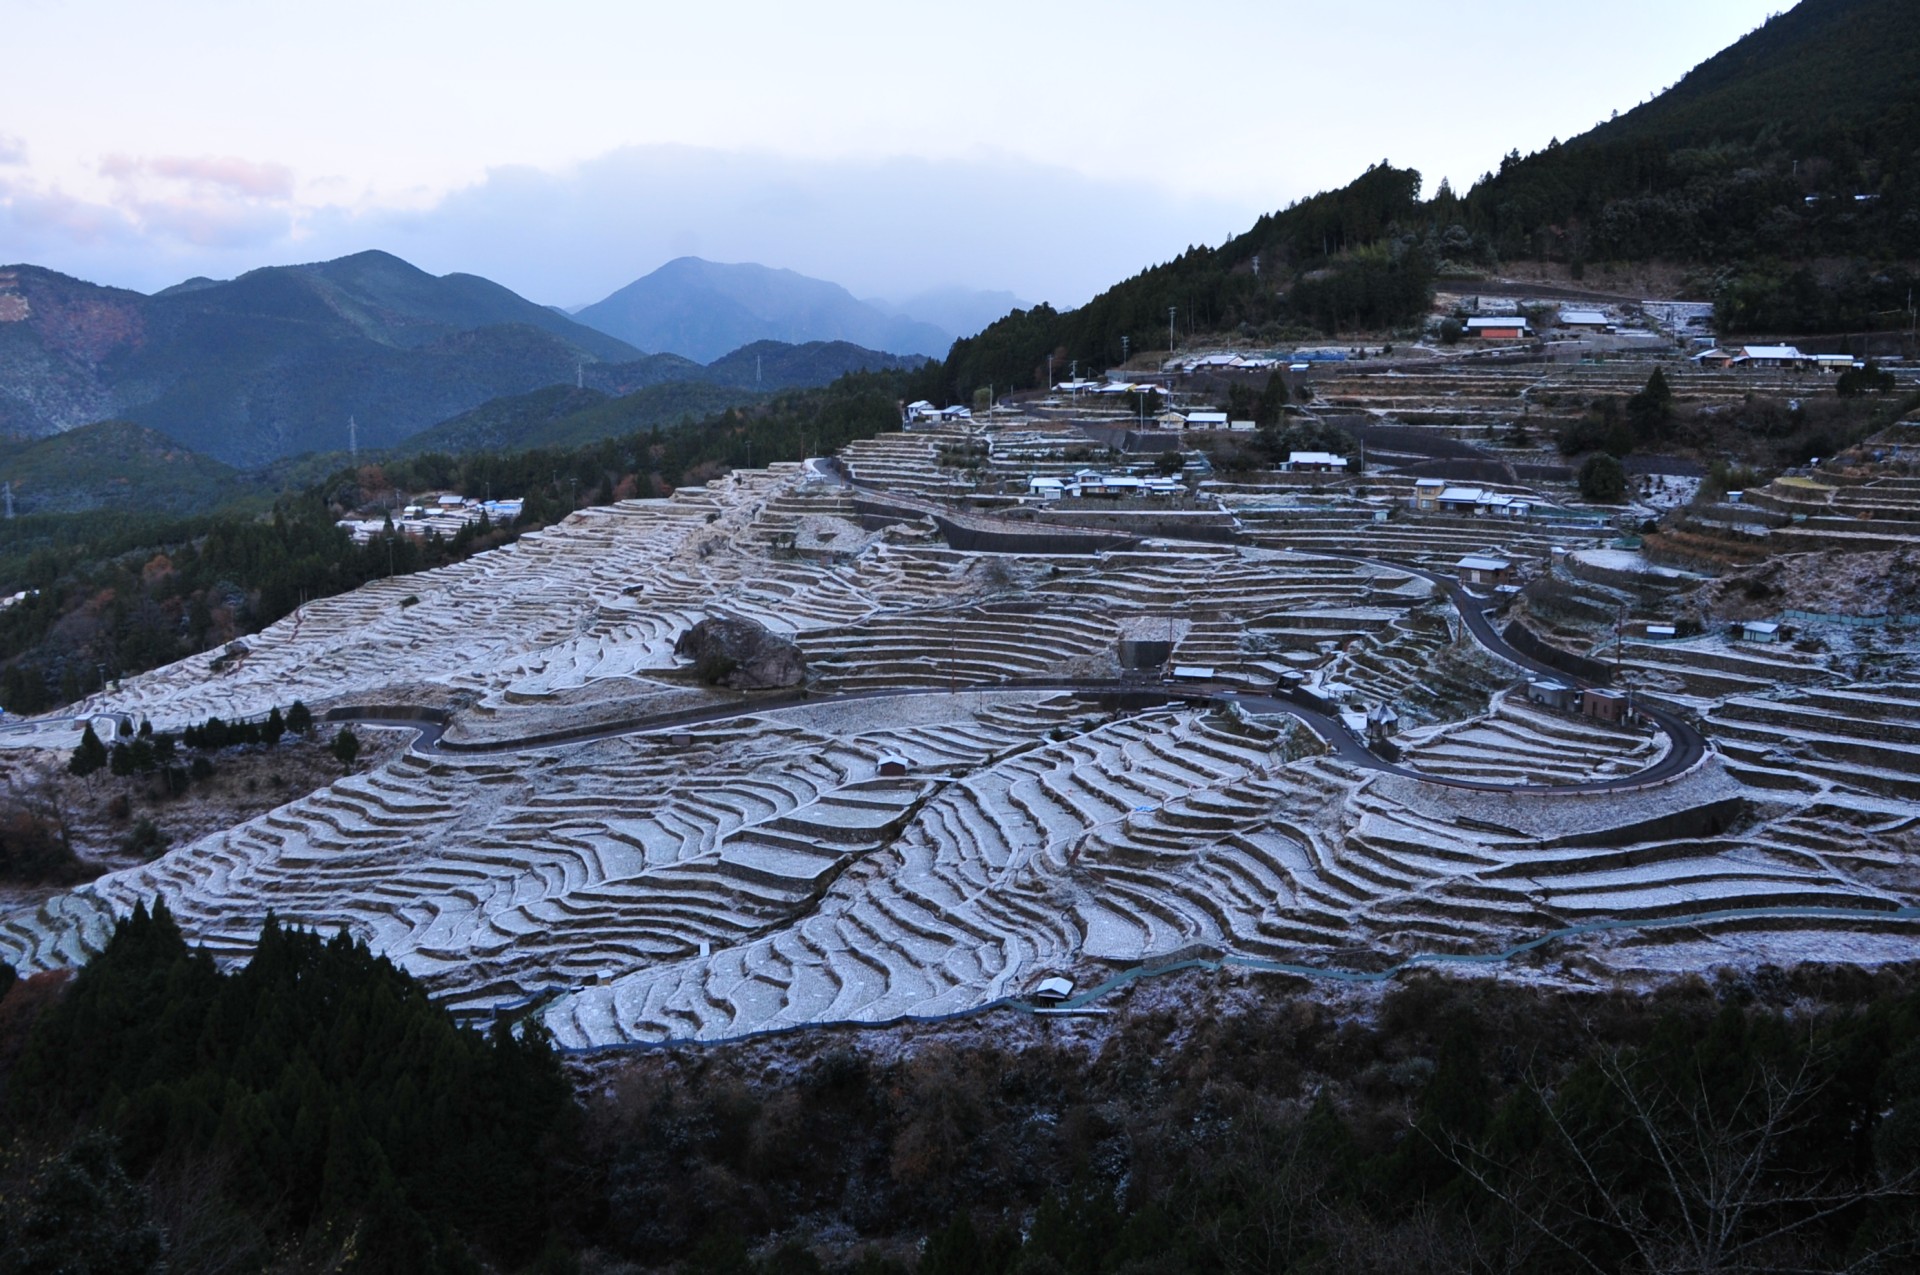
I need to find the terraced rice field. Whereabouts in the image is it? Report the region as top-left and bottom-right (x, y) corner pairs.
(2, 448), (1916, 1044)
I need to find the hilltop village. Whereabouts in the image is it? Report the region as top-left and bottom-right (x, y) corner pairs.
(3, 283), (1917, 1052)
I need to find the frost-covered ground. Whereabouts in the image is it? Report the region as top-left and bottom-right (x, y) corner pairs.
(2, 449), (1917, 1046)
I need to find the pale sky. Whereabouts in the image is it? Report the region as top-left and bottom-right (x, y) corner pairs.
(1, 0), (1783, 309)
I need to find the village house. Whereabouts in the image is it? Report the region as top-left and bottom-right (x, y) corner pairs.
(1280, 451), (1349, 474)
(1559, 309), (1613, 331)
(1456, 555), (1514, 588)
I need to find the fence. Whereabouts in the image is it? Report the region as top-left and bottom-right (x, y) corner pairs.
(1781, 609), (1920, 628)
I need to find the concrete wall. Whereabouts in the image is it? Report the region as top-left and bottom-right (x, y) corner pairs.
(930, 513), (1134, 556)
(1503, 619), (1612, 685)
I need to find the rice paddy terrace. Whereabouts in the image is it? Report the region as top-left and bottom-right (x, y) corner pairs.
(2, 429), (1916, 1047)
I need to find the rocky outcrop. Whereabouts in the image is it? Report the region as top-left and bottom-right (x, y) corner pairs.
(674, 615), (807, 690)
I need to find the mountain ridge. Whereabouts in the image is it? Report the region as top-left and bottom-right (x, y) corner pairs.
(574, 257), (955, 361)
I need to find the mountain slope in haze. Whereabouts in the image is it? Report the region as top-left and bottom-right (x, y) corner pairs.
(397, 382), (768, 457)
(409, 341), (921, 454)
(574, 258), (954, 361)
(0, 419), (254, 515)
(696, 340), (925, 391)
(0, 252), (643, 467)
(866, 287), (1027, 340)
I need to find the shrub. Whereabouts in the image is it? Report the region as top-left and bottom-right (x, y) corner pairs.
(1578, 453), (1628, 502)
(119, 818), (168, 861)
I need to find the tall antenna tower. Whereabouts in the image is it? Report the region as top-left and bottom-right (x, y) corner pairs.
(348, 416), (359, 461)
(2, 482), (12, 520)
(577, 361), (585, 389)
(756, 354), (762, 385)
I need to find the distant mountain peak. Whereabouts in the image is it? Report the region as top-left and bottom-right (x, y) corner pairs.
(573, 259), (954, 362)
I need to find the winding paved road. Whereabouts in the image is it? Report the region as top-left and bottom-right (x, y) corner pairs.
(325, 558), (1708, 796)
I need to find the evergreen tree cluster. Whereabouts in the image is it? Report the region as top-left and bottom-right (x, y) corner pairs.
(1, 903), (576, 1273)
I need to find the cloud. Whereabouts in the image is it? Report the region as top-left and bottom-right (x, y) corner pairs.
(0, 135), (25, 166)
(330, 145), (1258, 309)
(100, 153), (296, 200)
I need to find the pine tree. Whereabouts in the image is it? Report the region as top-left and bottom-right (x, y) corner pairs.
(263, 706), (286, 747)
(331, 726), (361, 773)
(286, 701), (313, 736)
(68, 724), (108, 780)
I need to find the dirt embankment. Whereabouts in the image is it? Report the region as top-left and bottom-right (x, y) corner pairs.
(0, 727), (410, 907)
(1697, 547), (1920, 620)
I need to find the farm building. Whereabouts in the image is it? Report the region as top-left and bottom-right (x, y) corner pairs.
(1411, 478), (1447, 511)
(1466, 316), (1530, 340)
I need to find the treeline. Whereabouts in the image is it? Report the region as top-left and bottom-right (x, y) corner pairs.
(911, 164), (1465, 404)
(0, 372), (912, 715)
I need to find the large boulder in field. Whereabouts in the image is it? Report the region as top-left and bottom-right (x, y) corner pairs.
(674, 615), (807, 690)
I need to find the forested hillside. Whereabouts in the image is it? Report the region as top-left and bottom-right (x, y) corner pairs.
(1461, 0), (1920, 330)
(922, 0), (1919, 400)
(0, 371), (911, 713)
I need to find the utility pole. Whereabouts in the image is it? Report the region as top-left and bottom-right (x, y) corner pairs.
(348, 416), (358, 461)
(2, 482), (12, 520)
(1169, 306), (1177, 353)
(1614, 603), (1627, 681)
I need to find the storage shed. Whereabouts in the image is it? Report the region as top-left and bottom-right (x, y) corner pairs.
(1581, 688), (1629, 724)
(1526, 680), (1576, 711)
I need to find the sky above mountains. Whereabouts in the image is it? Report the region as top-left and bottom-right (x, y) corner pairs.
(4, 0), (1779, 309)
